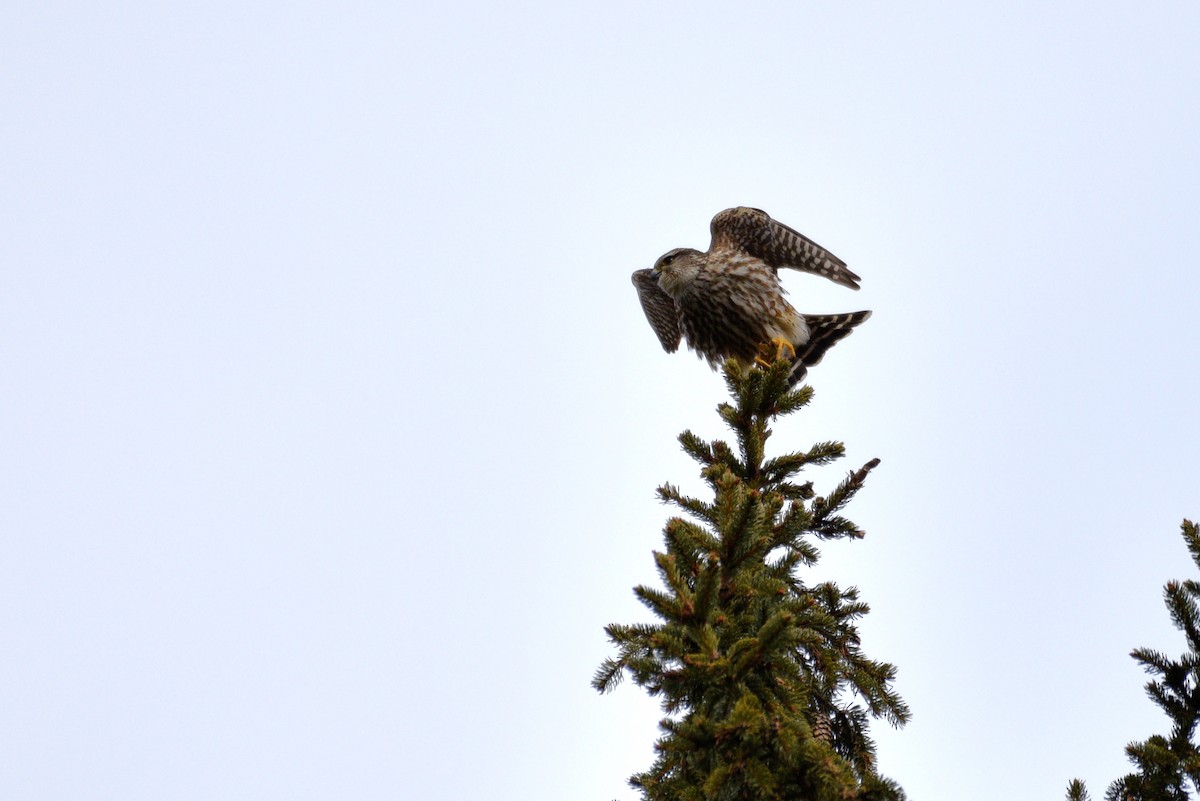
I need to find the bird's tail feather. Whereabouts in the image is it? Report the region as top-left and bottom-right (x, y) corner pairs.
(788, 310), (872, 386)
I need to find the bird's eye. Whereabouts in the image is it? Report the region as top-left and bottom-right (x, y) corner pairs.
(660, 254), (674, 266)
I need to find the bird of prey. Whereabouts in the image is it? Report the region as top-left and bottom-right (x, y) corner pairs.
(632, 207), (870, 386)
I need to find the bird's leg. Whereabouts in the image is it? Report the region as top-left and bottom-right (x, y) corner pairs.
(773, 338), (797, 361)
(755, 337), (796, 368)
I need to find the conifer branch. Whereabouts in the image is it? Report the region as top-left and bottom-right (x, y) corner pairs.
(592, 658), (624, 693)
(1064, 778), (1092, 801)
(677, 430), (713, 466)
(811, 458), (881, 540)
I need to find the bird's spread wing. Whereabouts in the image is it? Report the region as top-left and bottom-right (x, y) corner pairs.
(788, 310), (873, 385)
(631, 269), (681, 353)
(709, 207), (862, 290)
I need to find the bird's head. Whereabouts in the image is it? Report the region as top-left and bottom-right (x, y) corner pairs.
(652, 247), (704, 295)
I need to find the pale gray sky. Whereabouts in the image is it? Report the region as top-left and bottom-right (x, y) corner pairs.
(2, 2), (1198, 800)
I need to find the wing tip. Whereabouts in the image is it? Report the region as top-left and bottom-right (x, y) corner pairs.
(632, 268), (683, 353)
(833, 264), (863, 291)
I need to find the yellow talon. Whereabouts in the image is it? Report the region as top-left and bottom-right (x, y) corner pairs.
(773, 338), (797, 361)
(758, 335), (796, 364)
(756, 337), (796, 368)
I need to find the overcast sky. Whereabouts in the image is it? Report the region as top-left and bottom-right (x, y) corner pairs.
(3, 2), (1199, 800)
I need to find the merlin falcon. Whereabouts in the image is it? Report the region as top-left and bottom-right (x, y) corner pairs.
(632, 207), (870, 386)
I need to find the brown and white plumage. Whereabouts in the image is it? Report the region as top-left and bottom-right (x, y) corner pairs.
(631, 207), (870, 386)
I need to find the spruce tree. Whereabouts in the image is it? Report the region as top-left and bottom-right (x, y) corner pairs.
(1066, 779), (1092, 801)
(1066, 519), (1200, 801)
(595, 358), (909, 801)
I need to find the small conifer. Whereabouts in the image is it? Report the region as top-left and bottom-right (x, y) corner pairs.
(596, 358), (909, 800)
(1066, 520), (1200, 801)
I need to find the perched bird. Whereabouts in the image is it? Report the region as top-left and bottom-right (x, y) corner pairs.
(632, 207), (870, 386)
